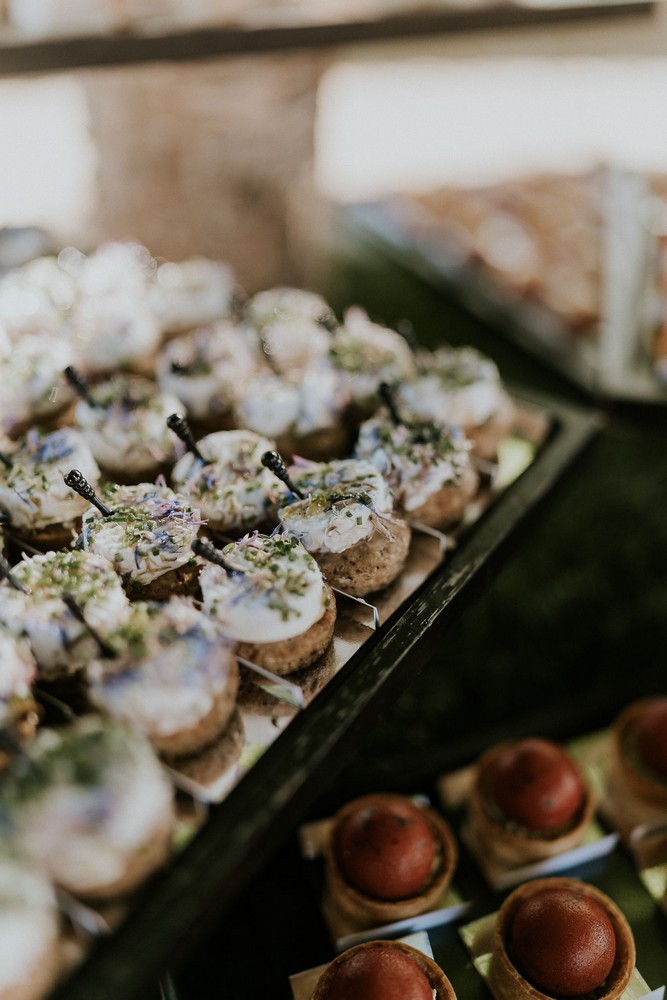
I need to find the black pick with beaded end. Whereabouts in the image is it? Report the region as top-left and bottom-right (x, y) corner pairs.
(378, 381), (404, 428)
(261, 451), (305, 500)
(61, 592), (115, 659)
(64, 469), (115, 518)
(191, 537), (244, 574)
(63, 365), (101, 409)
(0, 452), (13, 470)
(166, 413), (208, 465)
(378, 381), (441, 447)
(0, 555), (30, 594)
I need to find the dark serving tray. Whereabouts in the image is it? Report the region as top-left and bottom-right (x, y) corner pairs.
(48, 389), (600, 1000)
(344, 182), (667, 406)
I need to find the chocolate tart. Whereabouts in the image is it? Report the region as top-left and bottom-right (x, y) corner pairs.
(489, 877), (635, 1000)
(468, 739), (594, 868)
(611, 697), (667, 811)
(607, 697), (667, 865)
(325, 793), (457, 929)
(311, 939), (457, 1000)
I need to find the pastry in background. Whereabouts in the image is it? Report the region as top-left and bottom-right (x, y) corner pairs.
(0, 333), (74, 439)
(311, 939), (457, 1000)
(71, 373), (181, 484)
(199, 532), (336, 716)
(156, 320), (264, 433)
(0, 427), (100, 552)
(489, 877), (634, 1000)
(232, 365), (352, 463)
(354, 402), (478, 531)
(324, 793), (457, 930)
(244, 285), (336, 333)
(170, 426), (287, 536)
(330, 307), (418, 426)
(607, 696), (667, 864)
(276, 456), (411, 597)
(0, 853), (62, 1000)
(87, 598), (244, 786)
(0, 548), (131, 687)
(148, 257), (236, 336)
(0, 716), (175, 901)
(398, 346), (515, 461)
(467, 736), (594, 868)
(76, 478), (202, 600)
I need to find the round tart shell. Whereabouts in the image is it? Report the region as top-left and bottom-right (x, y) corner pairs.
(468, 741), (595, 867)
(612, 697), (667, 810)
(311, 939), (457, 1000)
(313, 517), (411, 598)
(325, 793), (458, 928)
(236, 585), (336, 676)
(489, 877), (635, 1000)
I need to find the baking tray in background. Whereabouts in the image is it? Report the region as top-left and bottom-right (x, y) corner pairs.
(344, 168), (667, 405)
(43, 388), (600, 1000)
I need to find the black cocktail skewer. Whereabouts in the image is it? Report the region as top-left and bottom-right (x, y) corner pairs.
(64, 470), (115, 517)
(64, 365), (100, 409)
(261, 451), (305, 499)
(0, 452), (12, 470)
(191, 537), (244, 574)
(166, 413), (207, 465)
(61, 592), (115, 659)
(0, 555), (30, 594)
(378, 381), (404, 428)
(378, 381), (441, 446)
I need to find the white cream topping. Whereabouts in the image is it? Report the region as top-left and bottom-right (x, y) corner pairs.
(0, 256), (72, 339)
(2, 718), (174, 894)
(200, 532), (329, 642)
(0, 427), (100, 532)
(278, 458), (395, 555)
(171, 428), (286, 532)
(246, 286), (334, 329)
(331, 306), (417, 404)
(234, 365), (349, 440)
(149, 258), (236, 333)
(0, 550), (132, 678)
(74, 375), (181, 475)
(0, 631), (36, 723)
(401, 346), (507, 428)
(156, 321), (264, 420)
(88, 599), (237, 738)
(68, 293), (162, 375)
(355, 412), (473, 512)
(259, 316), (332, 375)
(80, 482), (201, 586)
(0, 333), (74, 436)
(0, 856), (58, 992)
(233, 372), (299, 438)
